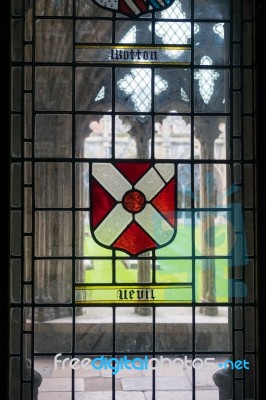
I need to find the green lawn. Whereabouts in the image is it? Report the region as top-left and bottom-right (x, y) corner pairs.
(83, 223), (229, 303)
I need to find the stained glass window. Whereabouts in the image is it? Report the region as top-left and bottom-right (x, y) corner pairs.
(9, 0), (258, 399)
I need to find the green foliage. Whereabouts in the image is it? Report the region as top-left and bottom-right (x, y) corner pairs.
(83, 224), (229, 302)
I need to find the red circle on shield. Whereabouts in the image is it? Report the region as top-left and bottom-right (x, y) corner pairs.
(122, 190), (146, 213)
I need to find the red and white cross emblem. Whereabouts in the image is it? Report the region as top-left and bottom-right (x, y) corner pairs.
(90, 162), (177, 255)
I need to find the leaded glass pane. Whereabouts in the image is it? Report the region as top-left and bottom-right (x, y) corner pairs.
(9, 0), (257, 398)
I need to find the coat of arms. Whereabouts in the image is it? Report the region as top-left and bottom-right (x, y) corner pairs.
(92, 0), (175, 17)
(90, 162), (177, 255)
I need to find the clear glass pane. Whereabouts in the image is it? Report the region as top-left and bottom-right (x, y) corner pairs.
(194, 68), (229, 113)
(115, 115), (151, 158)
(75, 163), (89, 207)
(35, 260), (72, 303)
(233, 44), (240, 65)
(115, 307), (153, 352)
(34, 308), (73, 352)
(233, 92), (241, 136)
(195, 260), (229, 303)
(155, 259), (192, 284)
(12, 163), (21, 207)
(35, 114), (72, 158)
(243, 22), (253, 65)
(76, 0), (112, 17)
(116, 67), (153, 113)
(12, 0), (22, 15)
(11, 114), (21, 157)
(76, 19), (112, 43)
(76, 115), (112, 158)
(115, 21), (152, 43)
(35, 211), (72, 257)
(195, 23), (230, 66)
(24, 142), (32, 157)
(156, 0), (191, 19)
(244, 117), (253, 159)
(35, 162), (72, 208)
(35, 20), (73, 62)
(116, 259), (138, 282)
(235, 331), (243, 365)
(195, 307), (231, 351)
(25, 44), (32, 61)
(116, 359), (153, 390)
(195, 354), (228, 399)
(245, 260), (254, 303)
(233, 68), (241, 90)
(235, 381), (244, 400)
(155, 21), (191, 45)
(76, 67), (112, 111)
(12, 67), (22, 111)
(155, 115), (191, 159)
(234, 306), (243, 329)
(195, 211), (231, 257)
(9, 357), (20, 399)
(233, 139), (241, 160)
(75, 357), (112, 396)
(78, 259), (112, 283)
(155, 307), (192, 351)
(244, 0), (253, 18)
(23, 334), (32, 380)
(24, 236), (32, 282)
(24, 162), (32, 184)
(24, 187), (32, 233)
(25, 0), (33, 41)
(11, 211), (21, 256)
(35, 67), (72, 111)
(156, 217), (192, 257)
(23, 285), (32, 304)
(155, 69), (191, 113)
(194, 0), (230, 19)
(35, 355), (70, 381)
(245, 354), (255, 399)
(244, 164), (254, 207)
(36, 0), (73, 15)
(178, 165), (192, 210)
(245, 211), (254, 256)
(24, 93), (32, 139)
(12, 20), (22, 62)
(243, 69), (253, 113)
(23, 383), (31, 399)
(11, 260), (21, 303)
(233, 17), (241, 41)
(10, 308), (21, 354)
(194, 116), (229, 160)
(75, 307), (113, 352)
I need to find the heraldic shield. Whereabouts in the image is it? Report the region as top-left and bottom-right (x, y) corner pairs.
(90, 162), (177, 255)
(92, 0), (176, 17)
